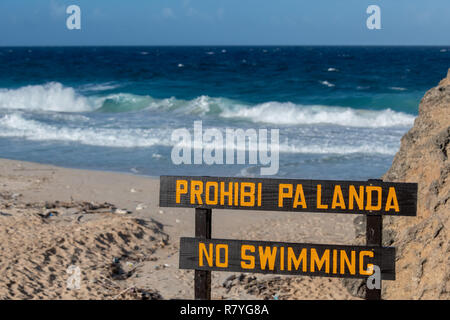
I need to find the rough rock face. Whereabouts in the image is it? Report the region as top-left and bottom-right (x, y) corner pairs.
(381, 69), (450, 299)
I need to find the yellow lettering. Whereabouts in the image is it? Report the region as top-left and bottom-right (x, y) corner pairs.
(333, 249), (338, 274)
(287, 248), (307, 272)
(257, 183), (262, 207)
(280, 247), (285, 271)
(190, 180), (203, 205)
(317, 185), (328, 209)
(349, 185), (364, 210)
(176, 180), (188, 203)
(205, 182), (218, 205)
(366, 186), (382, 211)
(215, 244), (228, 268)
(278, 184), (293, 207)
(340, 250), (356, 275)
(220, 182), (233, 206)
(240, 182), (255, 207)
(259, 246), (278, 270)
(293, 184), (307, 208)
(241, 245), (255, 269)
(199, 243), (213, 267)
(385, 187), (400, 212)
(359, 251), (374, 275)
(311, 249), (330, 273)
(331, 185), (346, 209)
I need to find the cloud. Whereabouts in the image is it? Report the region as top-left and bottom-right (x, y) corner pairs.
(184, 6), (215, 22)
(182, 0), (191, 8)
(185, 7), (198, 17)
(162, 7), (176, 19)
(217, 7), (225, 20)
(49, 0), (65, 18)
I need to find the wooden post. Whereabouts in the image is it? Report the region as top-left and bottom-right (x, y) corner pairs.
(366, 214), (382, 300)
(194, 208), (212, 300)
(365, 179), (383, 300)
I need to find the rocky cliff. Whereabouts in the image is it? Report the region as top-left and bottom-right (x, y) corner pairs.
(381, 69), (450, 299)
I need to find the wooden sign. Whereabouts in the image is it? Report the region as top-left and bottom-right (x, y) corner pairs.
(180, 237), (396, 280)
(160, 175), (417, 216)
(160, 175), (417, 300)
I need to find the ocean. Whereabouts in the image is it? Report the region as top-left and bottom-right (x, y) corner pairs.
(0, 46), (449, 180)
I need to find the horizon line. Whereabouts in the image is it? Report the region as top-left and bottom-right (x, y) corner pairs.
(0, 44), (449, 48)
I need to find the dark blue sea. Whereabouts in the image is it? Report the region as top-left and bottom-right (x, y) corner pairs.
(0, 46), (449, 179)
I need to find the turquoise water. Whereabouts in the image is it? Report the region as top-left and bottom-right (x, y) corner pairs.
(0, 46), (449, 179)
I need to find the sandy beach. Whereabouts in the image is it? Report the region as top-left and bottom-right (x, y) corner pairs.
(1, 69), (448, 301)
(2, 0), (450, 304)
(0, 158), (359, 300)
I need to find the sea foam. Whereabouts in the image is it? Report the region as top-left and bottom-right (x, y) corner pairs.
(220, 102), (415, 128)
(0, 112), (399, 155)
(0, 83), (416, 129)
(0, 82), (95, 112)
(0, 113), (165, 148)
(0, 82), (153, 113)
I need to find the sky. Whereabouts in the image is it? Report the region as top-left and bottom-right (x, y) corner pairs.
(0, 0), (449, 46)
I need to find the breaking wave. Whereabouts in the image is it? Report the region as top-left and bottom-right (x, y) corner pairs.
(0, 112), (399, 155)
(0, 113), (166, 148)
(0, 82), (415, 128)
(0, 82), (95, 112)
(220, 102), (415, 128)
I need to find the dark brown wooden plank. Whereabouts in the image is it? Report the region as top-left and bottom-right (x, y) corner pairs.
(179, 237), (396, 280)
(194, 208), (212, 300)
(160, 175), (417, 216)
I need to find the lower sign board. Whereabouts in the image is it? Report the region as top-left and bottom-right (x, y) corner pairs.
(180, 237), (395, 280)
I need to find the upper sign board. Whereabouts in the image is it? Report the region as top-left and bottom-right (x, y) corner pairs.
(160, 176), (417, 216)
